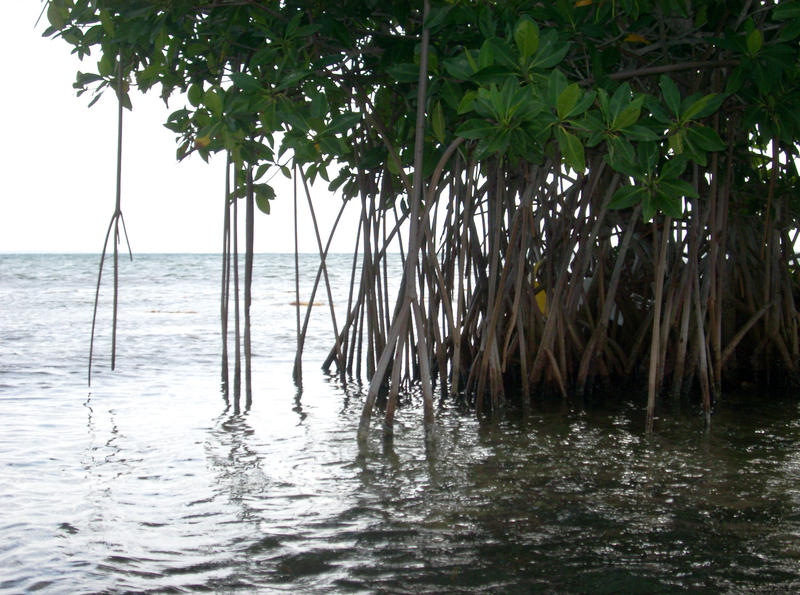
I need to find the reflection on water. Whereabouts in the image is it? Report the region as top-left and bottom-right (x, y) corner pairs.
(0, 254), (799, 593)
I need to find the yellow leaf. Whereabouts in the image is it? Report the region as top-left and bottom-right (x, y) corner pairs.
(194, 136), (211, 148)
(535, 287), (548, 315)
(624, 33), (649, 44)
(532, 258), (548, 314)
(575, 0), (592, 6)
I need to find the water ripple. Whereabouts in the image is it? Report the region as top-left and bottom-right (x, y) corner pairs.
(1, 255), (799, 593)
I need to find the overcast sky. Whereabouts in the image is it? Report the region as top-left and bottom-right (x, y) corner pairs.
(1, 3), (361, 253)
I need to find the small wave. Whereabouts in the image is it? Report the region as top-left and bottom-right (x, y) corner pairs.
(58, 522), (79, 535)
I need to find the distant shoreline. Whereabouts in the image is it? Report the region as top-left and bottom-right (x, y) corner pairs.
(0, 251), (402, 256)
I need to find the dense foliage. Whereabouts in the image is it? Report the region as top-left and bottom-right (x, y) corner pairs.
(48, 0), (800, 433)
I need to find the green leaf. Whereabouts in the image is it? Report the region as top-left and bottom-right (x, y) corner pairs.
(120, 91), (132, 111)
(203, 89), (223, 116)
(607, 135), (636, 170)
(565, 90), (595, 119)
(457, 90), (477, 114)
(278, 101), (310, 133)
(685, 142), (707, 167)
(774, 2), (800, 19)
(746, 28), (763, 55)
(611, 94), (644, 130)
(556, 127), (585, 172)
(432, 101), (446, 143)
(251, 47), (279, 68)
(485, 128), (511, 156)
(99, 10), (115, 36)
(529, 34), (570, 69)
(294, 24), (322, 38)
(284, 12), (302, 38)
(493, 78), (522, 121)
(470, 64), (516, 86)
(47, 2), (67, 29)
(533, 49), (569, 71)
(518, 90), (545, 121)
(328, 168), (350, 193)
(514, 17), (540, 62)
(659, 178), (698, 200)
(456, 118), (496, 140)
(576, 112), (604, 133)
(385, 62), (420, 83)
(546, 69), (568, 107)
(440, 81), (462, 111)
(318, 135), (341, 156)
(668, 129), (686, 154)
(625, 124), (660, 141)
(778, 18), (800, 41)
(443, 56), (473, 80)
(188, 84), (204, 107)
(596, 88), (611, 121)
(260, 101), (277, 131)
(464, 49), (479, 73)
(230, 73), (262, 93)
(255, 183), (276, 214)
(254, 164), (270, 181)
(166, 108), (189, 125)
(557, 84), (580, 121)
(609, 83), (632, 121)
(478, 8), (496, 39)
(654, 189), (684, 218)
(725, 68), (745, 95)
(98, 54), (114, 77)
(479, 39), (495, 69)
(387, 152), (403, 175)
(661, 157), (688, 180)
(637, 141), (659, 174)
(136, 62), (163, 91)
(608, 185), (645, 210)
(61, 27), (81, 45)
(275, 70), (309, 91)
(487, 38), (517, 70)
(75, 71), (104, 87)
(310, 91), (328, 120)
(681, 93), (719, 122)
(659, 75), (681, 116)
(688, 125), (726, 152)
(642, 196), (657, 222)
(326, 112), (360, 135)
(424, 3), (453, 29)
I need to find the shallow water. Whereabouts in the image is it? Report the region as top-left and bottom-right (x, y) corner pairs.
(1, 254), (799, 593)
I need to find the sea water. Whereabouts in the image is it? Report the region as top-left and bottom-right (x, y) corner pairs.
(1, 253), (799, 593)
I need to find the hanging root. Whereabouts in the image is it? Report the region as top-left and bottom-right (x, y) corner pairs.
(88, 54), (132, 386)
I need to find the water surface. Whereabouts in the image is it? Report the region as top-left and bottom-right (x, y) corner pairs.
(1, 254), (799, 593)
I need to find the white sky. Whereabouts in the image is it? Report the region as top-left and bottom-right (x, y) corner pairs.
(1, 2), (361, 253)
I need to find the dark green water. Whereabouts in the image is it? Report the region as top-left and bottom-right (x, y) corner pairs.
(1, 254), (798, 593)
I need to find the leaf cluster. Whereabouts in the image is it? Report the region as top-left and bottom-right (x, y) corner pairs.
(46, 0), (800, 219)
